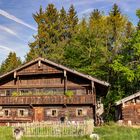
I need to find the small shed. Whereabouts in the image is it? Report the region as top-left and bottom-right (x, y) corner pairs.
(115, 91), (140, 125)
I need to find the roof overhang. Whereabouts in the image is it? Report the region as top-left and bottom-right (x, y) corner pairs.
(115, 91), (140, 106)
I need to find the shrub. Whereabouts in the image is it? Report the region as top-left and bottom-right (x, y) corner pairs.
(65, 90), (74, 97)
(12, 91), (19, 96)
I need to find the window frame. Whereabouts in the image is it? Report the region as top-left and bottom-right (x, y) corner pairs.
(76, 108), (83, 116)
(3, 109), (10, 117)
(18, 109), (28, 117)
(51, 109), (58, 117)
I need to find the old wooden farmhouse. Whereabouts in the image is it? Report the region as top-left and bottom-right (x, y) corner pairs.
(115, 91), (140, 125)
(0, 57), (109, 125)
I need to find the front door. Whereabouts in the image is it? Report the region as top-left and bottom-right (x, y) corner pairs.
(34, 107), (44, 122)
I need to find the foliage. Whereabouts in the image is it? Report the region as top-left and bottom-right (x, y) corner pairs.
(26, 4), (78, 63)
(12, 91), (19, 96)
(64, 4), (135, 121)
(0, 52), (22, 75)
(65, 90), (74, 97)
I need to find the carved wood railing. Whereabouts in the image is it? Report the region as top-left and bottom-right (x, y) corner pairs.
(0, 95), (95, 105)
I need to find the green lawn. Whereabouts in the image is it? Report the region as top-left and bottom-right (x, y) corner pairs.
(0, 123), (140, 140)
(94, 123), (140, 140)
(0, 127), (13, 140)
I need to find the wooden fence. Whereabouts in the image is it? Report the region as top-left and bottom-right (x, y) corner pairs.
(13, 120), (93, 137)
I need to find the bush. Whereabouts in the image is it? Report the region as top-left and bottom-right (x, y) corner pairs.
(12, 91), (19, 96)
(65, 90), (74, 97)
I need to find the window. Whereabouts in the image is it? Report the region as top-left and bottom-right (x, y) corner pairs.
(0, 90), (6, 96)
(20, 89), (29, 94)
(76, 108), (83, 116)
(51, 109), (58, 117)
(18, 109), (28, 117)
(4, 109), (10, 116)
(6, 90), (11, 96)
(19, 110), (24, 116)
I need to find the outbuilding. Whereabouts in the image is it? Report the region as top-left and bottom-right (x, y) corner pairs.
(115, 91), (140, 125)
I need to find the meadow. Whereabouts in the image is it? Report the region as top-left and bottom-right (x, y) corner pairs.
(0, 123), (140, 140)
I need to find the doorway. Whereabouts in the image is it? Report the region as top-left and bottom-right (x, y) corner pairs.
(34, 107), (44, 122)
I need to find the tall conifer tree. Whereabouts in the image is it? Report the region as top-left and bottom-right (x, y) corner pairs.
(0, 52), (21, 74)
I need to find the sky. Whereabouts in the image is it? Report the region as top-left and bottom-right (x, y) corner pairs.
(0, 0), (139, 64)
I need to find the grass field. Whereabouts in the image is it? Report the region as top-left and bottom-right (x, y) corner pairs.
(0, 123), (140, 140)
(94, 123), (140, 140)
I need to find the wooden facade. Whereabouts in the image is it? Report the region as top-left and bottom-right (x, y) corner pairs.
(115, 92), (140, 125)
(0, 57), (109, 124)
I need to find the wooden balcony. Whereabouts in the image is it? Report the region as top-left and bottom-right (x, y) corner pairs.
(0, 95), (95, 105)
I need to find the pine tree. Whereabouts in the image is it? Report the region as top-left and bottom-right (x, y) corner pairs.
(0, 52), (22, 74)
(26, 4), (59, 61)
(59, 6), (67, 40)
(26, 4), (78, 63)
(67, 5), (78, 38)
(108, 4), (126, 50)
(26, 6), (45, 61)
(90, 9), (102, 21)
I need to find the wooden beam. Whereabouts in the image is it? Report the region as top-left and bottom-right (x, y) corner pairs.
(91, 81), (95, 94)
(64, 70), (66, 77)
(38, 60), (41, 67)
(17, 72), (63, 76)
(0, 84), (89, 89)
(14, 71), (17, 79)
(64, 70), (67, 94)
(92, 80), (97, 125)
(17, 76), (19, 92)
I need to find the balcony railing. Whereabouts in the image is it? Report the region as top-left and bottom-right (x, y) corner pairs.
(0, 95), (95, 105)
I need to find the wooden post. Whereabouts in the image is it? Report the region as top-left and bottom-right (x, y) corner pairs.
(91, 81), (97, 125)
(14, 71), (17, 85)
(14, 71), (19, 93)
(91, 81), (96, 106)
(14, 71), (17, 79)
(64, 70), (67, 94)
(17, 76), (19, 93)
(122, 103), (125, 108)
(38, 60), (41, 67)
(91, 81), (95, 94)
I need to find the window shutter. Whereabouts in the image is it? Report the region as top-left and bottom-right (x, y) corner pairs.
(24, 109), (29, 116)
(0, 111), (4, 116)
(83, 109), (87, 116)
